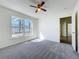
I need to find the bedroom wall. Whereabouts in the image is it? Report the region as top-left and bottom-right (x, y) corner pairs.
(39, 15), (60, 42)
(0, 5), (39, 48)
(72, 0), (79, 53)
(39, 11), (72, 42)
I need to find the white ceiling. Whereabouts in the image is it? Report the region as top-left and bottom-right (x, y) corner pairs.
(0, 0), (78, 18)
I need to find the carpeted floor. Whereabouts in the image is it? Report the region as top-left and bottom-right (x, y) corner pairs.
(0, 40), (79, 59)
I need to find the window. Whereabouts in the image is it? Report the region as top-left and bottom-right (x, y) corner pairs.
(23, 19), (31, 33)
(11, 16), (32, 38)
(11, 16), (21, 34)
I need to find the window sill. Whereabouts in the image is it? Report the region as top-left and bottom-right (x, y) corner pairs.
(12, 33), (33, 39)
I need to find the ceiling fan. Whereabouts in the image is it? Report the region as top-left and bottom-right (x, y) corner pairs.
(30, 1), (47, 13)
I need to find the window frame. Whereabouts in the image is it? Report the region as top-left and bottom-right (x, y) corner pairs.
(11, 16), (33, 38)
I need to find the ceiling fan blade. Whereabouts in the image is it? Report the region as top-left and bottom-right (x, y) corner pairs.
(41, 1), (45, 6)
(30, 5), (36, 8)
(35, 9), (38, 13)
(41, 8), (47, 12)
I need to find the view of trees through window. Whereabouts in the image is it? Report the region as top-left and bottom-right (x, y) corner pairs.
(11, 16), (31, 35)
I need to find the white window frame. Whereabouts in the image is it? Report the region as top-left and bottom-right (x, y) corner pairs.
(11, 16), (33, 38)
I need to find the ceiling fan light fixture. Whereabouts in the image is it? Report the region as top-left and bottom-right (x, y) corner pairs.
(30, 1), (47, 13)
(37, 8), (41, 11)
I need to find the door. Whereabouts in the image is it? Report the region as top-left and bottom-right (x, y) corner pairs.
(60, 17), (72, 44)
(75, 12), (78, 52)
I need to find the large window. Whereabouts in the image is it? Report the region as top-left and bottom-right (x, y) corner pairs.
(11, 16), (32, 38)
(11, 16), (21, 34)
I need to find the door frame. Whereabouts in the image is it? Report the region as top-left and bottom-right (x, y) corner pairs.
(75, 12), (78, 52)
(60, 16), (72, 44)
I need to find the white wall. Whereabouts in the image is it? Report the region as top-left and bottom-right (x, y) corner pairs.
(39, 10), (72, 42)
(72, 0), (79, 53)
(39, 15), (60, 42)
(0, 5), (38, 48)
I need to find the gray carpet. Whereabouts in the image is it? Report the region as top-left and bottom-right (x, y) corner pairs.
(0, 40), (79, 59)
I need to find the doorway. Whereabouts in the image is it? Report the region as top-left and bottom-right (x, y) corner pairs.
(60, 16), (72, 44)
